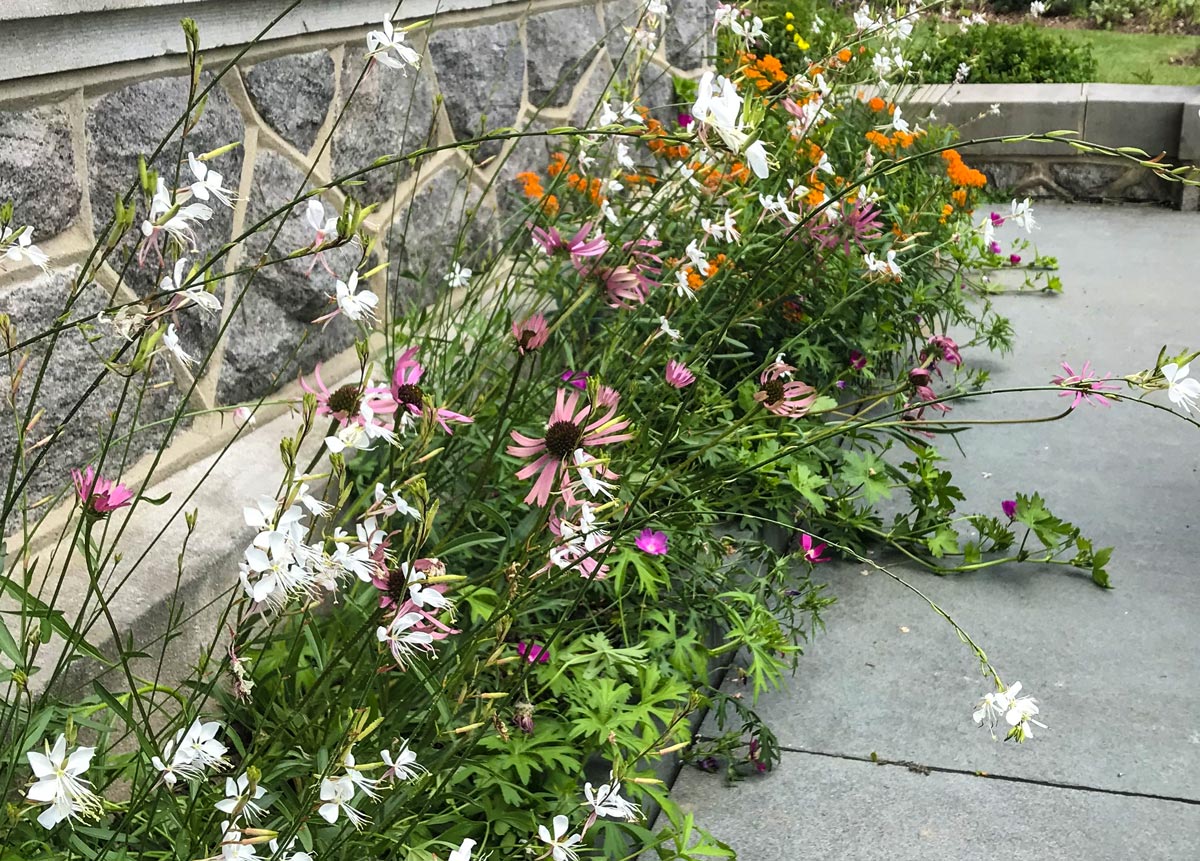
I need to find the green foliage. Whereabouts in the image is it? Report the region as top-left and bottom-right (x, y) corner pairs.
(921, 23), (1099, 83)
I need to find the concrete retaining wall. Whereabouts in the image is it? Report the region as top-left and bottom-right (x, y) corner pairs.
(906, 82), (1200, 209)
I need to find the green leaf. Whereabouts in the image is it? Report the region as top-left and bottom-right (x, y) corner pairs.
(434, 530), (505, 556)
(0, 615), (22, 666)
(1091, 546), (1114, 589)
(926, 527), (959, 559)
(841, 451), (892, 504)
(786, 463), (828, 515)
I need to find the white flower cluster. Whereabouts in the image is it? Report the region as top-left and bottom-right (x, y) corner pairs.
(318, 743), (425, 830)
(973, 681), (1046, 741)
(691, 72), (770, 179)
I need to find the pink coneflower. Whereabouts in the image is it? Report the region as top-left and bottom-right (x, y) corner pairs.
(811, 201), (882, 254)
(300, 365), (395, 426)
(389, 346), (474, 434)
(507, 388), (633, 507)
(635, 528), (668, 556)
(512, 313), (549, 354)
(754, 360), (817, 418)
(909, 366), (932, 387)
(71, 466), (133, 516)
(665, 360), (696, 389)
(590, 264), (648, 309)
(517, 641), (550, 663)
(561, 370), (589, 390)
(798, 533), (829, 564)
(1050, 360), (1119, 409)
(849, 350), (867, 371)
(530, 221), (609, 259)
(1002, 499), (1017, 520)
(924, 335), (962, 368)
(913, 384), (951, 413)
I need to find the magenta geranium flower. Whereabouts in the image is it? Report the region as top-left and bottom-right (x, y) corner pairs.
(754, 360), (817, 418)
(71, 466), (133, 516)
(665, 360), (696, 389)
(389, 346), (474, 434)
(798, 533), (829, 564)
(1009, 254), (1021, 266)
(512, 313), (549, 355)
(517, 641), (550, 664)
(1001, 499), (1017, 520)
(530, 221), (609, 258)
(507, 388), (633, 507)
(1050, 360), (1119, 409)
(635, 528), (668, 556)
(924, 335), (962, 368)
(561, 370), (590, 390)
(849, 350), (867, 371)
(300, 364), (395, 426)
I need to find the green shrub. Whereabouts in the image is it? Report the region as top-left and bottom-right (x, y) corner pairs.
(922, 23), (1098, 83)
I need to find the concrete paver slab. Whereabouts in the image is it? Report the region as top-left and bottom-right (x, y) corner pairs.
(669, 750), (1200, 860)
(703, 203), (1200, 800)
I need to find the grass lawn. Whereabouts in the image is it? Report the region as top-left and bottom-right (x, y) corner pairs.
(1053, 28), (1200, 85)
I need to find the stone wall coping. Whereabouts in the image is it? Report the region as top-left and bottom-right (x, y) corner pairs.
(905, 82), (1200, 160)
(0, 0), (583, 86)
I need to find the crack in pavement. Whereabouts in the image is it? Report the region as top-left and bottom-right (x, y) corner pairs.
(775, 745), (1200, 807)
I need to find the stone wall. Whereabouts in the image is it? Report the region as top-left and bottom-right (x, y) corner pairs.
(0, 0), (711, 689)
(905, 82), (1200, 209)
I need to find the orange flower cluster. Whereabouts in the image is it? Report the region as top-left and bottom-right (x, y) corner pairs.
(942, 149), (987, 188)
(515, 170), (559, 216)
(671, 252), (730, 292)
(565, 172), (605, 206)
(643, 114), (691, 160)
(741, 52), (788, 91)
(864, 128), (918, 153)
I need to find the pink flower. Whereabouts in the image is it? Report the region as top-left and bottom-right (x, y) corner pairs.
(798, 533), (829, 564)
(517, 641), (550, 664)
(909, 366), (932, 387)
(530, 221), (609, 258)
(507, 388), (633, 507)
(665, 360), (696, 388)
(988, 241), (1002, 255)
(753, 360), (817, 418)
(913, 384), (951, 413)
(677, 112), (694, 129)
(1050, 360), (1119, 409)
(1009, 254), (1021, 266)
(300, 364), (395, 426)
(924, 335), (962, 368)
(512, 313), (549, 354)
(232, 406), (255, 428)
(389, 347), (474, 434)
(71, 466), (133, 516)
(371, 557), (445, 610)
(990, 212), (1005, 227)
(561, 370), (589, 390)
(849, 350), (867, 371)
(1001, 499), (1017, 520)
(590, 264), (648, 309)
(635, 528), (668, 556)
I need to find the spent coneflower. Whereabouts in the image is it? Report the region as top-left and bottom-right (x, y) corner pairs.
(389, 346), (474, 434)
(71, 466), (133, 517)
(754, 360), (817, 418)
(512, 313), (549, 355)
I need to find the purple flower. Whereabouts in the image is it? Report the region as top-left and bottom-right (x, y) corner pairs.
(1001, 499), (1017, 520)
(1009, 254), (1021, 266)
(988, 241), (1002, 255)
(990, 212), (1005, 227)
(635, 528), (668, 556)
(561, 370), (590, 390)
(798, 533), (829, 564)
(517, 641), (550, 664)
(849, 350), (867, 371)
(677, 112), (694, 129)
(835, 379), (847, 390)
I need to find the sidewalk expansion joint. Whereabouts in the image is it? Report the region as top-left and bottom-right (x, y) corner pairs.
(777, 745), (1200, 807)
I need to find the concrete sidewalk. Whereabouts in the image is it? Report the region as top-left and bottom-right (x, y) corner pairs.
(669, 202), (1200, 859)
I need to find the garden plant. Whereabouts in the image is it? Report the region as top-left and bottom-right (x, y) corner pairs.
(1, 2), (1198, 860)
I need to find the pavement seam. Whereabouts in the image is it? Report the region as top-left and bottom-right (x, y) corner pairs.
(774, 745), (1200, 807)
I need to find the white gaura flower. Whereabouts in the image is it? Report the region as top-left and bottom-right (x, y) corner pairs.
(187, 152), (235, 207)
(1010, 197), (1037, 232)
(701, 209), (740, 244)
(583, 776), (642, 821)
(26, 734), (103, 829)
(889, 105), (910, 134)
(537, 814), (583, 861)
(318, 774), (368, 828)
(853, 3), (876, 30)
(367, 18), (421, 71)
(683, 239), (708, 271)
(342, 748), (380, 799)
(448, 838), (478, 861)
(163, 323), (195, 367)
(333, 270), (378, 323)
(1, 224), (50, 271)
(294, 482), (331, 516)
(214, 773), (269, 821)
(380, 740), (426, 782)
(691, 72), (771, 178)
(1002, 682), (1047, 741)
(444, 261), (473, 289)
(219, 822), (260, 861)
(161, 257), (222, 315)
(954, 62), (971, 83)
(864, 250), (902, 279)
(1162, 362), (1200, 414)
(153, 718), (229, 787)
(1030, 1), (1047, 17)
(673, 268), (697, 301)
(141, 178), (212, 260)
(376, 612), (436, 666)
(657, 315), (681, 342)
(405, 560), (454, 611)
(759, 193), (799, 226)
